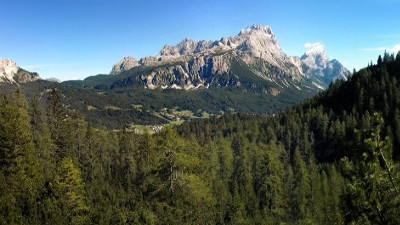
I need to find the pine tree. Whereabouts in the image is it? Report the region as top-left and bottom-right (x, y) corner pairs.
(378, 55), (383, 67)
(29, 97), (56, 179)
(230, 134), (255, 219)
(291, 148), (311, 223)
(55, 157), (90, 225)
(117, 129), (137, 192)
(257, 149), (285, 222)
(46, 88), (70, 161)
(135, 132), (154, 199)
(341, 113), (400, 224)
(81, 124), (99, 182)
(156, 126), (182, 195)
(0, 88), (41, 224)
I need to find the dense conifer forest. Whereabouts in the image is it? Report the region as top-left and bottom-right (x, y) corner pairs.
(1, 52), (400, 224)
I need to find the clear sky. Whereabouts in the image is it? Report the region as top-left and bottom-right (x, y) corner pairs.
(1, 0), (400, 81)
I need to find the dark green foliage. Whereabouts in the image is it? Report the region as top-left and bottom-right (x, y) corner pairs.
(0, 88), (41, 224)
(1, 53), (400, 224)
(341, 113), (400, 224)
(55, 157), (90, 224)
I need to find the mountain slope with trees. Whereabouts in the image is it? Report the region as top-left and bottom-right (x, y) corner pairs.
(1, 26), (349, 129)
(1, 52), (400, 224)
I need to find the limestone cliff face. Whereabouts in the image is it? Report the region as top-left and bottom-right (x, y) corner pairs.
(0, 58), (40, 83)
(0, 59), (18, 83)
(139, 54), (236, 90)
(110, 25), (349, 90)
(110, 56), (139, 75)
(299, 47), (349, 83)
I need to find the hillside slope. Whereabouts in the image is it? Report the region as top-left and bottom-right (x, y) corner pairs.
(1, 53), (399, 224)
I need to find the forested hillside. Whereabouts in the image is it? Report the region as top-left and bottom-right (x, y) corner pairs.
(1, 53), (400, 224)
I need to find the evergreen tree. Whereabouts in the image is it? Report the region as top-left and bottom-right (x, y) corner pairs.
(29, 97), (56, 179)
(378, 55), (383, 66)
(341, 113), (400, 224)
(291, 148), (312, 223)
(0, 88), (41, 224)
(257, 149), (285, 223)
(117, 129), (137, 192)
(46, 88), (70, 161)
(55, 157), (90, 225)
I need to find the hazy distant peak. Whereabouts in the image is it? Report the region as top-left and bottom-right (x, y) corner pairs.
(303, 42), (325, 56)
(299, 43), (349, 81)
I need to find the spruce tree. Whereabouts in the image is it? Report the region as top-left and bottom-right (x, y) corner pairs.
(55, 157), (90, 225)
(0, 88), (41, 224)
(341, 113), (400, 224)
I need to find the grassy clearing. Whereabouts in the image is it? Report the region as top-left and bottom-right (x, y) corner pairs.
(132, 125), (156, 134)
(87, 105), (97, 110)
(169, 120), (184, 126)
(132, 104), (143, 111)
(201, 111), (210, 118)
(105, 105), (121, 110)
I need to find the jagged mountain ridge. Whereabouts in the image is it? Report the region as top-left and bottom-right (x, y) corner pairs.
(57, 25), (350, 127)
(300, 44), (349, 84)
(110, 25), (349, 91)
(0, 58), (40, 83)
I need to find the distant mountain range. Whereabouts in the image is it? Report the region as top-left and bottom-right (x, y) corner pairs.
(0, 25), (351, 128)
(109, 25), (349, 91)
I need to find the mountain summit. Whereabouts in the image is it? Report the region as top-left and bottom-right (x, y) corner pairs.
(110, 25), (349, 91)
(0, 59), (18, 83)
(300, 43), (349, 84)
(0, 58), (40, 83)
(110, 56), (139, 75)
(59, 25), (350, 127)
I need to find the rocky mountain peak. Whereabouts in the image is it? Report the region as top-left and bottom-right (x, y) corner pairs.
(160, 38), (204, 57)
(0, 58), (40, 83)
(156, 25), (280, 59)
(299, 43), (349, 81)
(301, 52), (329, 69)
(110, 25), (349, 91)
(0, 58), (18, 82)
(237, 25), (277, 46)
(110, 56), (139, 75)
(239, 25), (274, 38)
(234, 25), (281, 57)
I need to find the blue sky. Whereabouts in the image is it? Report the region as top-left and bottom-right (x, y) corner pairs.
(1, 0), (400, 81)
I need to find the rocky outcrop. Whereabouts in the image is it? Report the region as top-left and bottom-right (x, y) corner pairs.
(110, 56), (139, 75)
(0, 58), (40, 83)
(139, 54), (236, 90)
(14, 69), (40, 83)
(0, 59), (19, 83)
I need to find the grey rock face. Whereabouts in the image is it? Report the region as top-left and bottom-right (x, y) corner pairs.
(0, 58), (18, 83)
(110, 56), (139, 75)
(0, 58), (40, 83)
(139, 54), (234, 90)
(111, 25), (349, 90)
(300, 49), (349, 84)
